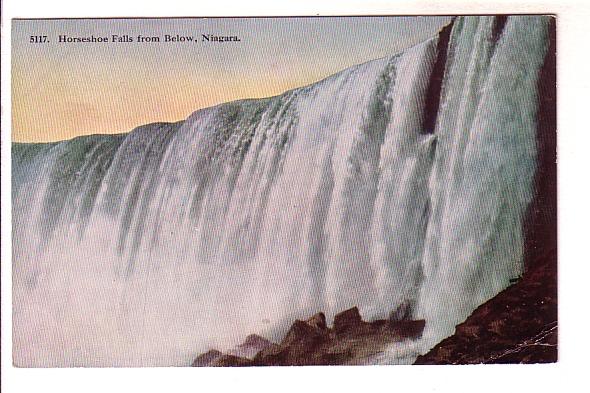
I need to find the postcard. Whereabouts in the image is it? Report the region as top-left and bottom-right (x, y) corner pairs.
(9, 15), (556, 368)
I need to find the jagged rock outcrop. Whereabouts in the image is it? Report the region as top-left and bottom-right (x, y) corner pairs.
(191, 308), (426, 366)
(190, 334), (275, 367)
(228, 334), (274, 359)
(191, 350), (223, 367)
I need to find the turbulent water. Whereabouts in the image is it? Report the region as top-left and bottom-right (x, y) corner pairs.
(12, 16), (551, 366)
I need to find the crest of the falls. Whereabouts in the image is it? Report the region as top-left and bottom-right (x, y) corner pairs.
(12, 15), (551, 366)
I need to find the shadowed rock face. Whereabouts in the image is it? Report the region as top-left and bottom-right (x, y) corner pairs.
(414, 259), (557, 364)
(228, 334), (274, 359)
(191, 308), (425, 367)
(422, 17), (454, 134)
(191, 350), (223, 367)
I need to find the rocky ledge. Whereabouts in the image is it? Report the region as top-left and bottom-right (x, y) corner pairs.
(414, 256), (557, 364)
(191, 307), (425, 366)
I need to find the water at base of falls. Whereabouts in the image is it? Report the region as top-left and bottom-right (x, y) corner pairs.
(11, 16), (551, 366)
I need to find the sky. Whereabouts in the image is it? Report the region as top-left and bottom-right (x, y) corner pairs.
(12, 17), (451, 142)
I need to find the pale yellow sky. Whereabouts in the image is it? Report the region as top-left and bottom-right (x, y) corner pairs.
(12, 17), (451, 142)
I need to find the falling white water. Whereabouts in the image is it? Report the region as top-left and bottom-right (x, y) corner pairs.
(12, 16), (550, 366)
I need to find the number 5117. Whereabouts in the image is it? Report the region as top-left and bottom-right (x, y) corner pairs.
(30, 35), (48, 43)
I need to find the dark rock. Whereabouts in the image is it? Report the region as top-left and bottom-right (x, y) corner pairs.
(491, 15), (509, 43)
(229, 334), (274, 359)
(191, 348), (256, 367)
(192, 334), (275, 366)
(211, 354), (253, 367)
(252, 343), (288, 366)
(195, 306), (427, 367)
(252, 307), (425, 366)
(422, 17), (455, 134)
(523, 16), (556, 274)
(333, 307), (363, 335)
(250, 316), (332, 366)
(306, 312), (327, 331)
(243, 334), (271, 347)
(390, 319), (426, 340)
(191, 349), (223, 367)
(282, 319), (329, 347)
(414, 262), (557, 364)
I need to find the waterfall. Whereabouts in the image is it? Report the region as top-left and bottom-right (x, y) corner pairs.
(12, 15), (551, 366)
